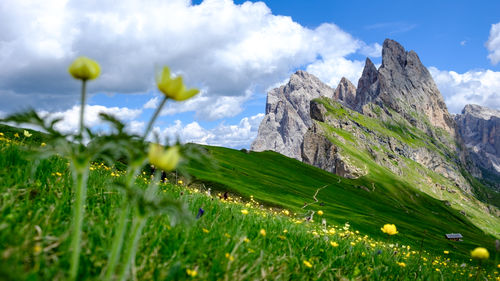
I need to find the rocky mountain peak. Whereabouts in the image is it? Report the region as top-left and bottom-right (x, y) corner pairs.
(333, 77), (357, 108)
(252, 71), (334, 160)
(354, 58), (379, 110)
(462, 104), (500, 120)
(456, 104), (500, 177)
(356, 38), (456, 137)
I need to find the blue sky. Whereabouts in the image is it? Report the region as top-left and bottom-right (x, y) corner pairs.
(1, 0), (499, 148)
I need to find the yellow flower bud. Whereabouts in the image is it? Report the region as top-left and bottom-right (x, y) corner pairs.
(68, 57), (100, 80)
(470, 247), (489, 260)
(157, 66), (199, 101)
(317, 210), (324, 216)
(380, 224), (398, 235)
(148, 143), (180, 171)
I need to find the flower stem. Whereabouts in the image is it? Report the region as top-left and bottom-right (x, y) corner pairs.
(103, 205), (130, 281)
(79, 80), (87, 138)
(117, 214), (147, 281)
(69, 165), (88, 281)
(143, 96), (167, 139)
(103, 165), (139, 280)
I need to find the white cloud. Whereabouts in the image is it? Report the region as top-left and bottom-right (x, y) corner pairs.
(143, 97), (159, 109)
(159, 90), (253, 121)
(460, 40), (467, 46)
(0, 0), (377, 120)
(486, 22), (500, 65)
(306, 57), (365, 88)
(39, 105), (142, 133)
(153, 113), (265, 148)
(429, 67), (500, 113)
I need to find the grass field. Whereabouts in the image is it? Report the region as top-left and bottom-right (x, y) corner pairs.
(0, 125), (499, 280)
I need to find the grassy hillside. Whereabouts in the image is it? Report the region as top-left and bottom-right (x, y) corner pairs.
(185, 145), (498, 258)
(1, 125), (499, 280)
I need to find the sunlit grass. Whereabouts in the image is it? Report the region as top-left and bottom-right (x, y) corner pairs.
(1, 134), (499, 280)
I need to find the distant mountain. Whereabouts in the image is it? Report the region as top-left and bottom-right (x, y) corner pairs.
(455, 104), (500, 188)
(252, 39), (500, 231)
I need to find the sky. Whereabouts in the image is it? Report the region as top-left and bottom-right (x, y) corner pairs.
(1, 0), (499, 149)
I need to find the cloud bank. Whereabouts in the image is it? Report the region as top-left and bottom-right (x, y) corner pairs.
(0, 0), (377, 119)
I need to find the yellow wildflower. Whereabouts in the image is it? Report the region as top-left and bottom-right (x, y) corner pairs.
(444, 250), (449, 254)
(178, 180), (183, 184)
(243, 237), (250, 243)
(33, 244), (42, 254)
(224, 233), (231, 238)
(14, 133), (19, 138)
(68, 57), (100, 80)
(23, 130), (32, 137)
(241, 209), (249, 215)
(317, 210), (324, 216)
(0, 132), (3, 136)
(259, 229), (266, 237)
(380, 224), (398, 235)
(350, 242), (356, 246)
(202, 228), (210, 233)
(471, 247), (489, 260)
(41, 142), (46, 147)
(330, 241), (339, 247)
(303, 260), (313, 268)
(435, 268), (440, 272)
(157, 66), (199, 101)
(397, 262), (406, 267)
(148, 144), (180, 171)
(277, 235), (286, 240)
(186, 269), (197, 277)
(225, 253), (234, 261)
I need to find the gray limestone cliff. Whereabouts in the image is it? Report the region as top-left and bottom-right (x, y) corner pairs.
(334, 77), (357, 109)
(455, 104), (500, 177)
(251, 70), (335, 160)
(355, 39), (456, 140)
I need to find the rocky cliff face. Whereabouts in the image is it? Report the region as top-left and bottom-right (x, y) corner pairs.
(455, 104), (500, 176)
(251, 70), (335, 160)
(355, 39), (456, 140)
(334, 77), (357, 109)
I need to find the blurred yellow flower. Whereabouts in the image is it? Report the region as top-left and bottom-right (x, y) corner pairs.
(380, 224), (398, 235)
(14, 133), (19, 138)
(23, 130), (32, 137)
(243, 237), (250, 243)
(68, 57), (100, 80)
(330, 241), (339, 247)
(303, 260), (312, 268)
(397, 262), (406, 267)
(470, 247), (489, 260)
(186, 269), (197, 277)
(148, 143), (180, 171)
(157, 66), (199, 101)
(33, 244), (42, 254)
(202, 228), (209, 233)
(259, 229), (266, 237)
(41, 142), (46, 147)
(178, 180), (183, 184)
(317, 210), (324, 216)
(443, 250), (449, 254)
(225, 253), (234, 261)
(241, 209), (249, 215)
(0, 132), (3, 136)
(435, 268), (440, 272)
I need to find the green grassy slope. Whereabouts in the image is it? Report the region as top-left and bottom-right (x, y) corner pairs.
(185, 145), (497, 258)
(4, 132), (499, 280)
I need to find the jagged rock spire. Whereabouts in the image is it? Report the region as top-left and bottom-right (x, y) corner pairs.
(333, 77), (357, 109)
(355, 39), (455, 136)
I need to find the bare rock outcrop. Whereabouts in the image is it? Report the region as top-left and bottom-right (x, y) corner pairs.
(251, 70), (334, 160)
(455, 104), (500, 176)
(334, 77), (357, 109)
(355, 39), (456, 140)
